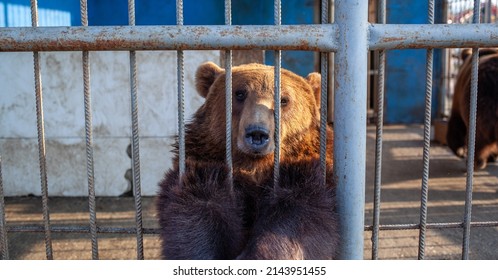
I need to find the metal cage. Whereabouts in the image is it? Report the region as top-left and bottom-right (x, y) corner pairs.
(1, 0), (498, 260)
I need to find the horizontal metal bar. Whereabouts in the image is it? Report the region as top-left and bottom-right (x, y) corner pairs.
(2, 24), (498, 53)
(0, 25), (338, 52)
(365, 221), (498, 231)
(7, 225), (160, 235)
(370, 23), (498, 50)
(8, 222), (498, 234)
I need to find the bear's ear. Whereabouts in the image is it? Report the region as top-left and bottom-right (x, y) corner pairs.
(195, 62), (225, 98)
(306, 72), (321, 107)
(460, 49), (471, 61)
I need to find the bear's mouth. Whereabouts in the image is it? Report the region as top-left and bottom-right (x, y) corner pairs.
(238, 125), (274, 156)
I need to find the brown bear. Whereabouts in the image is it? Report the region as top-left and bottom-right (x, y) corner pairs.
(446, 48), (498, 169)
(157, 62), (339, 259)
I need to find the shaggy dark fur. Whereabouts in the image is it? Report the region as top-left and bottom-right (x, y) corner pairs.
(236, 160), (338, 260)
(157, 159), (338, 260)
(447, 49), (498, 169)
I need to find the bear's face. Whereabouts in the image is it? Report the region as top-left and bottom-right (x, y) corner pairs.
(195, 62), (321, 158)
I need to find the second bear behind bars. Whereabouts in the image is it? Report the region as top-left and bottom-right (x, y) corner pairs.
(157, 62), (339, 260)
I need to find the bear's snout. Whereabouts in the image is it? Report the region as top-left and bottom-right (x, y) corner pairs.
(241, 125), (273, 155)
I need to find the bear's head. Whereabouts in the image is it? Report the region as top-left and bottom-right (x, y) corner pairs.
(194, 62), (322, 159)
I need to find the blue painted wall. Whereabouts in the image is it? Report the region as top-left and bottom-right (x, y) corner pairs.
(0, 0), (80, 26)
(232, 0), (317, 77)
(385, 0), (443, 123)
(0, 0), (316, 76)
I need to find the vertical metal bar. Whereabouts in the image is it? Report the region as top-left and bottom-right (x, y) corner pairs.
(80, 0), (98, 260)
(485, 0), (492, 23)
(273, 0), (281, 191)
(0, 156), (9, 260)
(225, 0), (233, 190)
(30, 0), (53, 260)
(319, 0), (329, 182)
(327, 1), (335, 123)
(128, 0), (144, 260)
(372, 0), (386, 260)
(462, 0), (480, 260)
(177, 0), (186, 178)
(418, 0), (435, 260)
(334, 0), (368, 259)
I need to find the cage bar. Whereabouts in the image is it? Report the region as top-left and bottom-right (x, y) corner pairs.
(2, 24), (498, 53)
(319, 0), (329, 182)
(0, 25), (339, 52)
(462, 0), (481, 260)
(80, 0), (99, 260)
(369, 23), (498, 50)
(127, 0), (144, 260)
(177, 0), (186, 178)
(365, 220), (498, 231)
(30, 0), (53, 260)
(371, 0), (386, 260)
(224, 0), (233, 190)
(334, 0), (368, 259)
(273, 0), (282, 191)
(417, 0), (435, 261)
(0, 156), (9, 260)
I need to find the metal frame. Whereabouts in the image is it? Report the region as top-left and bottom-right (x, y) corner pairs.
(1, 0), (498, 260)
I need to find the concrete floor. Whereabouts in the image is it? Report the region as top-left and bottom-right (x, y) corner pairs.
(2, 125), (498, 260)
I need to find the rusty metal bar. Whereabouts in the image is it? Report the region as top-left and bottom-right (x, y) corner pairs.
(0, 156), (9, 260)
(80, 0), (99, 260)
(418, 0), (435, 261)
(127, 0), (144, 260)
(0, 25), (339, 52)
(30, 0), (53, 261)
(462, 0), (481, 261)
(334, 0), (368, 260)
(372, 0), (386, 261)
(369, 23), (498, 50)
(2, 23), (498, 53)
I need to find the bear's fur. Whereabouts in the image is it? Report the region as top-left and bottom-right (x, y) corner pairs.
(446, 48), (498, 169)
(157, 62), (338, 259)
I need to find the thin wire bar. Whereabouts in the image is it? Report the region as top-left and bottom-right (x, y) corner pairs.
(177, 0), (186, 178)
(462, 0), (481, 260)
(418, 0), (435, 261)
(224, 0), (233, 191)
(7, 225), (161, 235)
(365, 220), (498, 231)
(128, 0), (144, 260)
(319, 0), (329, 183)
(273, 0), (281, 191)
(80, 0), (98, 260)
(30, 0), (53, 260)
(0, 156), (9, 260)
(372, 0), (386, 260)
(4, 219), (497, 235)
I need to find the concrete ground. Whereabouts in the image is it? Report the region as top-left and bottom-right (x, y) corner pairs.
(2, 125), (498, 260)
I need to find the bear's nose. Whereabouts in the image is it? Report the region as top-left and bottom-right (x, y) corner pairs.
(245, 125), (270, 150)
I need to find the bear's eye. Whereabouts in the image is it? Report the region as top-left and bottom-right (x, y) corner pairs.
(235, 90), (247, 102)
(280, 97), (289, 107)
